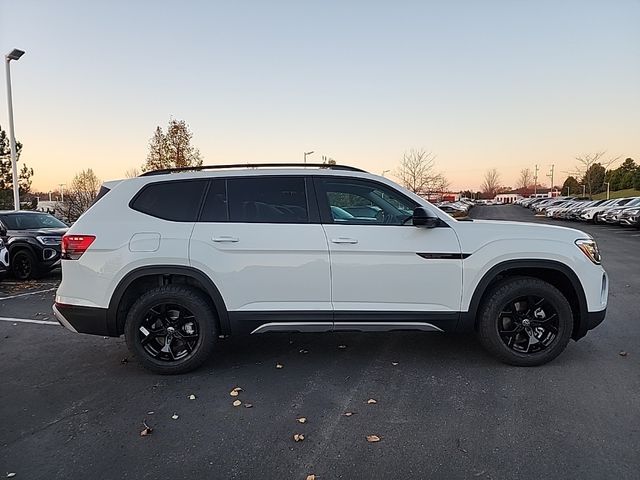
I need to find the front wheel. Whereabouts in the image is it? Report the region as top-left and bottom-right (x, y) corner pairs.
(477, 277), (573, 366)
(11, 249), (40, 280)
(125, 285), (218, 374)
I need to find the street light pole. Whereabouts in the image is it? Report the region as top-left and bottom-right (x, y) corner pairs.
(58, 184), (66, 203)
(303, 151), (314, 164)
(5, 49), (25, 211)
(605, 182), (610, 200)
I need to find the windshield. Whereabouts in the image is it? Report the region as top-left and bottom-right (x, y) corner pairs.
(1, 213), (67, 230)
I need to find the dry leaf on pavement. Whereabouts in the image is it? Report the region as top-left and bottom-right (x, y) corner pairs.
(306, 475), (316, 480)
(343, 412), (356, 417)
(366, 435), (381, 443)
(338, 345), (347, 349)
(171, 414), (179, 420)
(233, 400), (242, 407)
(297, 417), (307, 423)
(140, 420), (153, 436)
(391, 362), (399, 366)
(276, 363), (284, 369)
(188, 394), (196, 400)
(619, 351), (628, 356)
(244, 403), (253, 408)
(293, 433), (305, 442)
(367, 399), (377, 404)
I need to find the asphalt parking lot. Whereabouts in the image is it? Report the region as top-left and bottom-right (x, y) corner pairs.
(1, 206), (638, 480)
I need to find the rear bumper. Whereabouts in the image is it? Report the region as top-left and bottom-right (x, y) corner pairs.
(53, 302), (113, 336)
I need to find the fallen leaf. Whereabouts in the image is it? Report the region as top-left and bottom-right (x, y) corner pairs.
(297, 417), (307, 423)
(366, 435), (381, 443)
(140, 420), (153, 436)
(293, 433), (305, 442)
(299, 349), (309, 354)
(473, 470), (486, 477)
(120, 358), (128, 364)
(244, 403), (253, 408)
(233, 400), (242, 407)
(306, 475), (316, 480)
(276, 363), (284, 369)
(188, 394), (196, 400)
(343, 412), (356, 417)
(367, 399), (377, 404)
(7, 474), (16, 478)
(391, 362), (399, 366)
(619, 351), (628, 357)
(171, 414), (179, 420)
(338, 345), (347, 349)
(232, 386), (243, 392)
(230, 390), (239, 397)
(146, 411), (154, 415)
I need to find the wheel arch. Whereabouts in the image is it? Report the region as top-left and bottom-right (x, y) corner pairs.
(107, 265), (230, 336)
(460, 259), (588, 340)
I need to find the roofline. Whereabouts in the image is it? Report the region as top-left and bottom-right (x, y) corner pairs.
(140, 163), (367, 177)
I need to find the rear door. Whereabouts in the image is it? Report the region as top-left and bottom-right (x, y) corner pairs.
(315, 176), (463, 332)
(189, 176), (332, 334)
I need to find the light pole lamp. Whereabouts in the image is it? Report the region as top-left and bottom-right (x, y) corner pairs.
(303, 151), (314, 163)
(5, 48), (25, 211)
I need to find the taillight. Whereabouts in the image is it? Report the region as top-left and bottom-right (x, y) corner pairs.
(62, 235), (96, 260)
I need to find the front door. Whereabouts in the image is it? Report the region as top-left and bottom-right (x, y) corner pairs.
(314, 176), (463, 332)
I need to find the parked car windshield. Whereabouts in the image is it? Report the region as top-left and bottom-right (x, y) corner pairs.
(1, 213), (67, 230)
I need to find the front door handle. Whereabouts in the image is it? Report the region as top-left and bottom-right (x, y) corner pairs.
(212, 236), (239, 243)
(331, 237), (358, 244)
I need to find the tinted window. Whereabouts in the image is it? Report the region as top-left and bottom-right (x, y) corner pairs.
(131, 180), (207, 221)
(227, 177), (308, 223)
(0, 213), (67, 229)
(318, 178), (417, 225)
(200, 179), (228, 222)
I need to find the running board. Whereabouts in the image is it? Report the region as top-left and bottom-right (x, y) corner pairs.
(250, 321), (443, 334)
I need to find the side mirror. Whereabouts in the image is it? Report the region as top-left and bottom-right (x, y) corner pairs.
(412, 207), (440, 228)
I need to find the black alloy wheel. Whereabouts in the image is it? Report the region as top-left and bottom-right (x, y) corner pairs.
(138, 303), (201, 362)
(497, 295), (559, 354)
(12, 250), (38, 280)
(477, 277), (573, 366)
(125, 285), (217, 374)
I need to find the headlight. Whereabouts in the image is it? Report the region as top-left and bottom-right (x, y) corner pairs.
(576, 239), (601, 264)
(36, 236), (61, 246)
(626, 209), (639, 215)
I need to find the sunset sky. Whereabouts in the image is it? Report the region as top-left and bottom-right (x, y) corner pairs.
(1, 0), (639, 193)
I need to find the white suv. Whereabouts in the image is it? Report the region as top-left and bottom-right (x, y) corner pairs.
(54, 164), (608, 374)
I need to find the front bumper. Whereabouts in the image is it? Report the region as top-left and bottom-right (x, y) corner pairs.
(53, 302), (112, 336)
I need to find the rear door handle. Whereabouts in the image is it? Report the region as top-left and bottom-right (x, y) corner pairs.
(212, 236), (239, 243)
(331, 237), (358, 244)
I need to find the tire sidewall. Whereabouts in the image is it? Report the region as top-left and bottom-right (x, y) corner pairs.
(12, 249), (37, 280)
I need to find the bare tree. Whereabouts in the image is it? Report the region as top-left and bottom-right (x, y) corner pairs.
(569, 152), (620, 197)
(60, 169), (101, 222)
(124, 167), (140, 178)
(142, 119), (203, 172)
(481, 168), (502, 198)
(516, 168), (533, 191)
(395, 148), (448, 196)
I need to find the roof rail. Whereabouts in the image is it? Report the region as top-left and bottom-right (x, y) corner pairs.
(140, 163), (367, 176)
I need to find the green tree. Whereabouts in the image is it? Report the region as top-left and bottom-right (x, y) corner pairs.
(580, 163), (606, 196)
(633, 169), (640, 190)
(141, 119), (203, 172)
(561, 176), (581, 196)
(0, 125), (34, 208)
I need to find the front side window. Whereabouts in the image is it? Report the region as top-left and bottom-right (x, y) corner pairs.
(131, 179), (207, 222)
(317, 178), (417, 225)
(227, 177), (309, 223)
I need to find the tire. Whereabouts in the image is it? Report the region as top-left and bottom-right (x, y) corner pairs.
(11, 249), (41, 280)
(476, 277), (573, 366)
(124, 285), (218, 374)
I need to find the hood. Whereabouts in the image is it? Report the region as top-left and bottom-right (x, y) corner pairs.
(7, 227), (68, 237)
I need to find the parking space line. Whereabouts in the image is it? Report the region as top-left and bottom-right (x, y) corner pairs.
(0, 287), (56, 301)
(0, 316), (59, 326)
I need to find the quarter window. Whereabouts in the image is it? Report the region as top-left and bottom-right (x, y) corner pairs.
(227, 177), (309, 223)
(131, 180), (207, 222)
(200, 180), (229, 222)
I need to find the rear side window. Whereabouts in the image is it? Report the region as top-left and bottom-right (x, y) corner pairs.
(200, 179), (229, 222)
(131, 180), (207, 221)
(227, 177), (308, 223)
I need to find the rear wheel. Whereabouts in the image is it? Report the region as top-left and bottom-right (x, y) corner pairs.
(11, 249), (40, 280)
(125, 285), (217, 374)
(477, 277), (573, 366)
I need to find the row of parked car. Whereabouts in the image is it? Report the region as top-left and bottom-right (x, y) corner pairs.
(515, 196), (640, 227)
(434, 198), (475, 217)
(0, 210), (69, 281)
